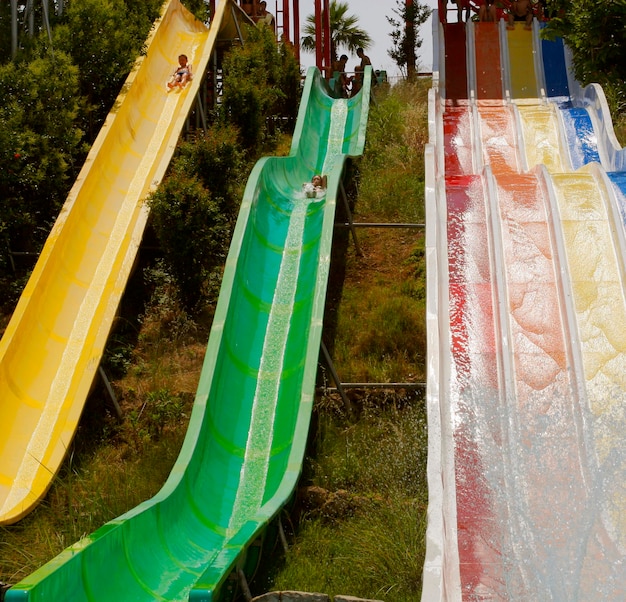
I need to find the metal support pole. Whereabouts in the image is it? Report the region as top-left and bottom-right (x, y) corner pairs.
(27, 0), (34, 37)
(314, 0), (322, 72)
(232, 6), (246, 45)
(281, 0), (290, 43)
(41, 0), (53, 46)
(278, 514), (289, 553)
(292, 0), (300, 64)
(338, 179), (362, 257)
(8, 252), (16, 273)
(11, 0), (55, 58)
(323, 0), (330, 74)
(406, 0), (416, 80)
(336, 222), (425, 229)
(236, 568), (252, 602)
(212, 51), (219, 108)
(195, 90), (207, 132)
(98, 366), (123, 420)
(320, 340), (353, 415)
(11, 0), (18, 58)
(321, 382), (426, 390)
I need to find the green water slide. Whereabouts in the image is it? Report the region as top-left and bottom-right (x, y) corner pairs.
(5, 66), (371, 602)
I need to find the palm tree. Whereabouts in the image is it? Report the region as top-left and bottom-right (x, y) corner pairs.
(301, 1), (372, 65)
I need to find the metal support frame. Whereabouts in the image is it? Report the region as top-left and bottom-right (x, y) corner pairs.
(321, 202), (426, 401)
(98, 366), (123, 420)
(11, 0), (18, 58)
(181, 5), (248, 135)
(292, 0), (300, 63)
(338, 178), (362, 257)
(236, 567), (252, 602)
(231, 4), (246, 44)
(277, 513), (289, 553)
(11, 0), (54, 58)
(210, 50), (221, 110)
(6, 250), (36, 270)
(314, 0), (322, 71)
(321, 382), (426, 391)
(194, 89), (208, 132)
(319, 340), (354, 415)
(336, 222), (426, 229)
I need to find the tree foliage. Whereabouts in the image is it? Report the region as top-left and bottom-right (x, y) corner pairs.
(0, 0), (165, 258)
(387, 0), (432, 78)
(149, 24), (302, 311)
(220, 24), (301, 149)
(542, 0), (626, 112)
(147, 173), (230, 312)
(0, 48), (84, 250)
(147, 125), (245, 312)
(301, 1), (372, 64)
(53, 0), (162, 133)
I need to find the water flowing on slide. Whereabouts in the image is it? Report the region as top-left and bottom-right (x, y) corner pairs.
(423, 14), (626, 601)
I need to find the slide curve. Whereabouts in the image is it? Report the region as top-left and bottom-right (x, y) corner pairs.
(0, 0), (254, 526)
(5, 50), (371, 602)
(424, 14), (626, 601)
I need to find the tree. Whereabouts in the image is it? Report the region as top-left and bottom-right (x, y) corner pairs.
(0, 46), (84, 252)
(53, 0), (162, 138)
(542, 0), (626, 113)
(221, 24), (301, 149)
(387, 0), (432, 79)
(147, 172), (231, 312)
(147, 124), (244, 312)
(149, 19), (303, 310)
(301, 1), (372, 65)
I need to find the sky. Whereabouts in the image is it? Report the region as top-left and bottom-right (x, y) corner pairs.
(294, 0), (440, 77)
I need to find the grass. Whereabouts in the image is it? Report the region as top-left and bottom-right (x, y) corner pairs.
(332, 228), (426, 384)
(0, 80), (431, 600)
(265, 392), (428, 602)
(271, 497), (427, 601)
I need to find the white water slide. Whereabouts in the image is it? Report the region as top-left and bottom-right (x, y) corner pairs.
(423, 14), (626, 600)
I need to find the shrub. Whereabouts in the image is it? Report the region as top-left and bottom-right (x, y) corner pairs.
(174, 124), (245, 218)
(147, 173), (231, 312)
(221, 24), (301, 149)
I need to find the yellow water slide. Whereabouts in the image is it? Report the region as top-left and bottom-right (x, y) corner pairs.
(0, 0), (248, 525)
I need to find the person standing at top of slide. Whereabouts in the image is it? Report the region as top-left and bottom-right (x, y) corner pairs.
(507, 0), (533, 29)
(256, 1), (275, 30)
(352, 48), (373, 94)
(479, 0), (497, 22)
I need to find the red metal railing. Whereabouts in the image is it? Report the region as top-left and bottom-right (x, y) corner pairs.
(438, 0), (541, 24)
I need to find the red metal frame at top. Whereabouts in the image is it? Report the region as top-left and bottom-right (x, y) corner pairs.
(312, 0), (330, 77)
(228, 0), (335, 77)
(437, 0), (540, 24)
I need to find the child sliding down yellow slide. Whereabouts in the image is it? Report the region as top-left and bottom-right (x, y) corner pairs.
(166, 53), (192, 91)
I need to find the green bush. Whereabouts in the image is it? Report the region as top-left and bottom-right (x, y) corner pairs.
(147, 173), (231, 312)
(54, 0), (162, 129)
(147, 124), (245, 312)
(174, 124), (245, 215)
(221, 24), (301, 149)
(0, 49), (84, 250)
